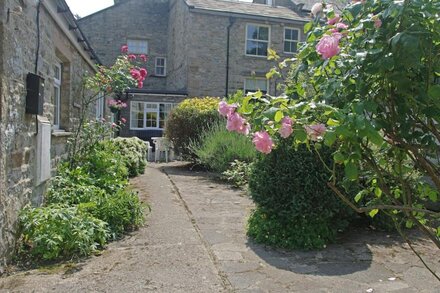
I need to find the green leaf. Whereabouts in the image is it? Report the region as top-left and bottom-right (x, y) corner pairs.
(374, 187), (382, 198)
(354, 191), (364, 203)
(304, 22), (313, 33)
(324, 131), (337, 146)
(369, 209), (379, 218)
(274, 111), (284, 122)
(344, 161), (358, 180)
(333, 152), (345, 163)
(327, 118), (340, 126)
(295, 129), (308, 143)
(428, 85), (440, 99)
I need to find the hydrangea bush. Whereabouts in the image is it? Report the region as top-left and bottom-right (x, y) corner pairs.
(221, 0), (440, 259)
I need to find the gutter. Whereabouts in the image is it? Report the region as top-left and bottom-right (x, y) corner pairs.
(225, 17), (236, 97)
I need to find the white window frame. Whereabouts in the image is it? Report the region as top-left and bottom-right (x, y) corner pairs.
(244, 77), (269, 94)
(95, 93), (105, 120)
(155, 57), (167, 77)
(130, 101), (175, 130)
(127, 39), (149, 54)
(245, 23), (271, 57)
(53, 62), (62, 130)
(284, 27), (300, 54)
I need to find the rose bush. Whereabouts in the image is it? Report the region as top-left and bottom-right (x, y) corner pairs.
(222, 0), (439, 263)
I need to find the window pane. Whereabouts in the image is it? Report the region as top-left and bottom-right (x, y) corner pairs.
(257, 42), (268, 56)
(285, 29), (291, 40)
(291, 29), (299, 40)
(259, 27), (269, 41)
(247, 25), (258, 39)
(246, 41), (258, 55)
(245, 78), (267, 93)
(146, 112), (157, 127)
(131, 102), (144, 128)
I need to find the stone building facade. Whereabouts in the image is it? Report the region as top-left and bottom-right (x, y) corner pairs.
(78, 0), (314, 141)
(0, 0), (99, 268)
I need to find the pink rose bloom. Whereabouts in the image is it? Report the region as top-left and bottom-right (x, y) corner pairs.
(305, 124), (327, 141)
(218, 101), (237, 117)
(121, 117), (127, 123)
(327, 14), (341, 25)
(130, 68), (140, 80)
(111, 123), (117, 128)
(253, 131), (274, 154)
(336, 22), (348, 30)
(128, 54), (136, 61)
(374, 18), (382, 28)
(237, 122), (250, 136)
(121, 45), (128, 53)
(226, 112), (245, 132)
(279, 116), (293, 138)
(138, 81), (144, 88)
(316, 35), (340, 59)
(332, 31), (343, 41)
(139, 68), (148, 78)
(139, 54), (148, 62)
(311, 3), (323, 17)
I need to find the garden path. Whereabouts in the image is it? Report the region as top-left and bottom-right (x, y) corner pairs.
(0, 162), (439, 292)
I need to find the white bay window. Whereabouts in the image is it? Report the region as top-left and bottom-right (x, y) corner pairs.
(130, 102), (175, 130)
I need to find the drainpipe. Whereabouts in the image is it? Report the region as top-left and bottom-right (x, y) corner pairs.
(225, 17), (235, 97)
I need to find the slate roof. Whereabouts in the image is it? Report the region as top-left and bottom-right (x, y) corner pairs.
(184, 0), (309, 22)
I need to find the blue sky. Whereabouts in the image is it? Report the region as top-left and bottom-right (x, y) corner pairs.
(66, 0), (254, 18)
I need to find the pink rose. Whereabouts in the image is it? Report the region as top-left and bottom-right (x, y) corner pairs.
(111, 123), (117, 128)
(121, 45), (128, 53)
(139, 54), (148, 62)
(327, 14), (341, 25)
(130, 68), (140, 79)
(128, 54), (136, 61)
(139, 68), (147, 78)
(316, 35), (340, 59)
(305, 124), (327, 141)
(336, 22), (348, 30)
(253, 131), (274, 154)
(121, 117), (127, 123)
(279, 116), (293, 138)
(227, 112), (245, 132)
(218, 101), (237, 117)
(374, 18), (382, 28)
(138, 81), (144, 88)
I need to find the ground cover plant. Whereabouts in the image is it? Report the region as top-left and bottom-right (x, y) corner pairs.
(220, 0), (439, 279)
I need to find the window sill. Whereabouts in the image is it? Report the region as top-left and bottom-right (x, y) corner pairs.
(52, 130), (73, 137)
(244, 54), (268, 59)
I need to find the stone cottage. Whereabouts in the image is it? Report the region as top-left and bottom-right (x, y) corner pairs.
(78, 0), (318, 141)
(0, 0), (101, 267)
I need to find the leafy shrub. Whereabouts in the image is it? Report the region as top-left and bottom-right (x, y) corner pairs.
(247, 141), (352, 250)
(18, 205), (108, 261)
(80, 140), (129, 193)
(222, 160), (254, 188)
(111, 137), (147, 177)
(80, 189), (145, 239)
(165, 97), (223, 158)
(190, 122), (257, 173)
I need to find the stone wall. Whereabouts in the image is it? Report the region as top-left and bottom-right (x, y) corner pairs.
(166, 0), (190, 92)
(78, 0), (170, 92)
(186, 11), (305, 97)
(0, 0), (95, 268)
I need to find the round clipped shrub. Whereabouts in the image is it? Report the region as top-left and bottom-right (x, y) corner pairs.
(190, 122), (257, 173)
(247, 141), (352, 250)
(165, 97), (223, 158)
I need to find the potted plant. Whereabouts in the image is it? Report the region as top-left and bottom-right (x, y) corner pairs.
(107, 99), (127, 113)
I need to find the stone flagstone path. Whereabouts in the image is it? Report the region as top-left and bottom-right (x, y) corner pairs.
(0, 162), (439, 292)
